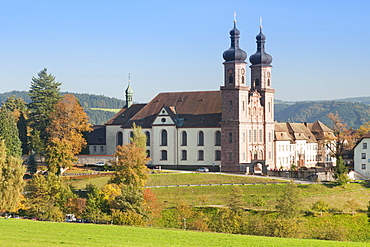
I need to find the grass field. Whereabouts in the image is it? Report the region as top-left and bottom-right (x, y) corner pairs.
(64, 172), (370, 212)
(0, 219), (367, 247)
(90, 108), (120, 113)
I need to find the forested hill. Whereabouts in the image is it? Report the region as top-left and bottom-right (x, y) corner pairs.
(0, 90), (125, 108)
(2, 91), (370, 128)
(275, 101), (370, 129)
(0, 90), (126, 125)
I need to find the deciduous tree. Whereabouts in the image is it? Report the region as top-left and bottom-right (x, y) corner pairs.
(0, 140), (25, 213)
(276, 183), (302, 219)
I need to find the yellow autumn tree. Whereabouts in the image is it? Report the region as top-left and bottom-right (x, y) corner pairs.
(45, 94), (92, 174)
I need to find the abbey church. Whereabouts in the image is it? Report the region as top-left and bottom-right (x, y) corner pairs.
(88, 21), (335, 173)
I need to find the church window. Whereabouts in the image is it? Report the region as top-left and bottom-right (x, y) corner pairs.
(242, 76), (245, 84)
(198, 150), (204, 161)
(215, 150), (221, 161)
(259, 130), (263, 142)
(116, 132), (123, 146)
(160, 130), (167, 146)
(160, 150), (167, 160)
(229, 75), (234, 84)
(181, 131), (187, 146)
(198, 131), (204, 146)
(255, 78), (260, 87)
(268, 102), (271, 113)
(228, 152), (233, 161)
(253, 130), (257, 143)
(229, 101), (233, 110)
(145, 132), (150, 146)
(228, 132), (233, 143)
(181, 150), (187, 160)
(267, 79), (270, 87)
(215, 131), (221, 146)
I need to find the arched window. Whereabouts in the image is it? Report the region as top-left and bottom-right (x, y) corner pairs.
(229, 75), (234, 84)
(160, 130), (167, 146)
(181, 131), (187, 146)
(160, 150), (167, 160)
(181, 150), (187, 160)
(229, 132), (233, 143)
(198, 150), (204, 161)
(255, 78), (260, 87)
(198, 131), (204, 146)
(215, 150), (221, 161)
(267, 79), (270, 87)
(145, 132), (150, 146)
(242, 76), (245, 84)
(116, 132), (123, 146)
(215, 131), (221, 146)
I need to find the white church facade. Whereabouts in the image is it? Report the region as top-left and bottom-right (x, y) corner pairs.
(88, 21), (335, 172)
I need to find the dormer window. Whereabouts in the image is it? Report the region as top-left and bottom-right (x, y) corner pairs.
(161, 118), (166, 123)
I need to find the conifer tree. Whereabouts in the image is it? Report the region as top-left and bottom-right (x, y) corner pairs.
(28, 68), (62, 153)
(0, 108), (22, 157)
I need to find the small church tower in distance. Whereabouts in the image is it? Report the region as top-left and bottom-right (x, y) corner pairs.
(125, 73), (133, 108)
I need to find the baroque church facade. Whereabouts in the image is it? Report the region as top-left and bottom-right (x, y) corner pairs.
(88, 21), (335, 173)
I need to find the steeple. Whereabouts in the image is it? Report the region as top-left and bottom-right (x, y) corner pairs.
(125, 73), (133, 108)
(222, 15), (247, 63)
(249, 19), (272, 66)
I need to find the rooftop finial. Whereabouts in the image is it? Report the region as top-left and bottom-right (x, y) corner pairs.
(233, 11), (237, 23)
(128, 73), (131, 85)
(259, 17), (263, 29)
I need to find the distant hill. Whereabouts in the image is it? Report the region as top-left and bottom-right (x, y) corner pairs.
(275, 101), (370, 129)
(0, 90), (125, 125)
(1, 91), (370, 128)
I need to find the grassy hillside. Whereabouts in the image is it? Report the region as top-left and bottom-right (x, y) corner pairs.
(0, 219), (365, 246)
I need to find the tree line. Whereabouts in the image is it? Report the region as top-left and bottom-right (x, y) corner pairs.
(0, 91), (125, 125)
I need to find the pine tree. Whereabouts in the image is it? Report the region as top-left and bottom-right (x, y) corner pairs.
(0, 108), (22, 157)
(2, 96), (29, 154)
(28, 68), (62, 153)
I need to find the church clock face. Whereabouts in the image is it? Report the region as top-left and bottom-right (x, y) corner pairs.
(241, 68), (245, 75)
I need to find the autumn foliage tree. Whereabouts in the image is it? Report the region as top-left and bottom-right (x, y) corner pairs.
(45, 94), (92, 173)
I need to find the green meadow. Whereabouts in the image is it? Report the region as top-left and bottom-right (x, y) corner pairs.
(0, 219), (366, 247)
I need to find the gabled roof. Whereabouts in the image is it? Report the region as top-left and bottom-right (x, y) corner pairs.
(123, 91), (222, 128)
(275, 122), (319, 143)
(354, 131), (370, 149)
(105, 104), (146, 125)
(87, 125), (106, 145)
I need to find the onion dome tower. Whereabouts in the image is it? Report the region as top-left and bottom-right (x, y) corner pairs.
(220, 14), (250, 172)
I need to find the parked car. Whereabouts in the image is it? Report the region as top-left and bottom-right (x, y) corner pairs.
(196, 167), (209, 172)
(94, 162), (105, 166)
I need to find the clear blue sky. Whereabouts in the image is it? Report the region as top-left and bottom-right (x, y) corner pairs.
(1, 0), (369, 103)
